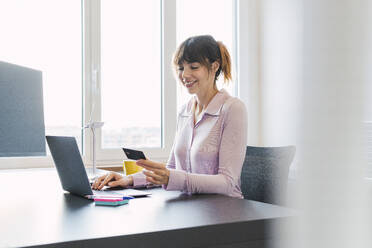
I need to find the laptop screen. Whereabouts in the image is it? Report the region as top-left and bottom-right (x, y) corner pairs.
(46, 136), (93, 196)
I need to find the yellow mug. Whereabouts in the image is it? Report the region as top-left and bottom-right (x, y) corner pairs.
(123, 160), (143, 175)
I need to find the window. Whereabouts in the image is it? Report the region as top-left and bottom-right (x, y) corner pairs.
(0, 0), (82, 156)
(85, 0), (177, 163)
(100, 0), (162, 149)
(0, 0), (238, 168)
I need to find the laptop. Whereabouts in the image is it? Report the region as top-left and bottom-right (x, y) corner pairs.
(46, 135), (151, 199)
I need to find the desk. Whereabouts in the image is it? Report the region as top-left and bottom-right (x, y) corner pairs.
(0, 168), (296, 248)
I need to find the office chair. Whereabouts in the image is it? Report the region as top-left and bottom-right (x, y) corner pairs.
(240, 146), (296, 206)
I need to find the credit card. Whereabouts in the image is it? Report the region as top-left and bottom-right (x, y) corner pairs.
(122, 148), (146, 160)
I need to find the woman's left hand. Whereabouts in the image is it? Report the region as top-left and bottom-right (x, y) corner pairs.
(136, 159), (170, 186)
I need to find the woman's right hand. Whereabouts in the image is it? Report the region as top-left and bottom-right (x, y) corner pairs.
(91, 172), (133, 190)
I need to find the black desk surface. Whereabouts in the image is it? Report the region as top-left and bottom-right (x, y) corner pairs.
(0, 168), (297, 248)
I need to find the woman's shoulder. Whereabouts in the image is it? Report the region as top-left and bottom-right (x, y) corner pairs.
(219, 90), (247, 127)
(220, 90), (246, 114)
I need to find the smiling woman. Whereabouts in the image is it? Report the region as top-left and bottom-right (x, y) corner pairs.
(174, 36), (232, 84)
(173, 35), (233, 123)
(93, 35), (248, 199)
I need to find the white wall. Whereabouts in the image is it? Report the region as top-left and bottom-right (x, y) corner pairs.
(238, 0), (302, 147)
(237, 0), (262, 146)
(297, 1), (371, 247)
(238, 0), (372, 247)
(259, 0), (302, 147)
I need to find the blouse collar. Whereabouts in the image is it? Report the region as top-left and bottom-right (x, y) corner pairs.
(180, 89), (230, 117)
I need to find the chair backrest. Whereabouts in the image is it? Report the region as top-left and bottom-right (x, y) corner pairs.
(240, 146), (296, 205)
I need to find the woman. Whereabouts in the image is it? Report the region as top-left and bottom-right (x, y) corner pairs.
(92, 35), (247, 198)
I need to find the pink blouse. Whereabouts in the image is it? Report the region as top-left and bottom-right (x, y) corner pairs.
(133, 89), (247, 198)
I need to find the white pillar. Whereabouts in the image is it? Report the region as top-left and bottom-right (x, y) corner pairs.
(296, 0), (371, 247)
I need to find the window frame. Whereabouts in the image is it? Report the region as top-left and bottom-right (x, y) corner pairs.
(84, 0), (177, 166)
(0, 0), (241, 169)
(0, 0), (84, 169)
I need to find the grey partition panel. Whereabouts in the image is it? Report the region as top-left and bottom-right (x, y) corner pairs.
(0, 61), (46, 157)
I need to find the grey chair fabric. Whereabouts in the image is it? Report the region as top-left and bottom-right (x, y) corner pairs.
(241, 146), (296, 205)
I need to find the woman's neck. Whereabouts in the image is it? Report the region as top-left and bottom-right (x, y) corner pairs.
(194, 86), (219, 114)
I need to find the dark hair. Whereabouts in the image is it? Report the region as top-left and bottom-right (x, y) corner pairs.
(173, 35), (232, 83)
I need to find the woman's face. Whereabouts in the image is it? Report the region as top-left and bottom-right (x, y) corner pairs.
(177, 61), (216, 95)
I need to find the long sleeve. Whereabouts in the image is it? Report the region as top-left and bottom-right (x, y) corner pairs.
(166, 135), (177, 170)
(165, 97), (247, 198)
(131, 170), (147, 188)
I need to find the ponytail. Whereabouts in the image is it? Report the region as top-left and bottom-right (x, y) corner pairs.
(217, 41), (232, 83)
(173, 35), (232, 84)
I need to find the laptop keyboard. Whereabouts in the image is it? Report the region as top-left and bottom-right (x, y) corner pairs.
(92, 189), (122, 196)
